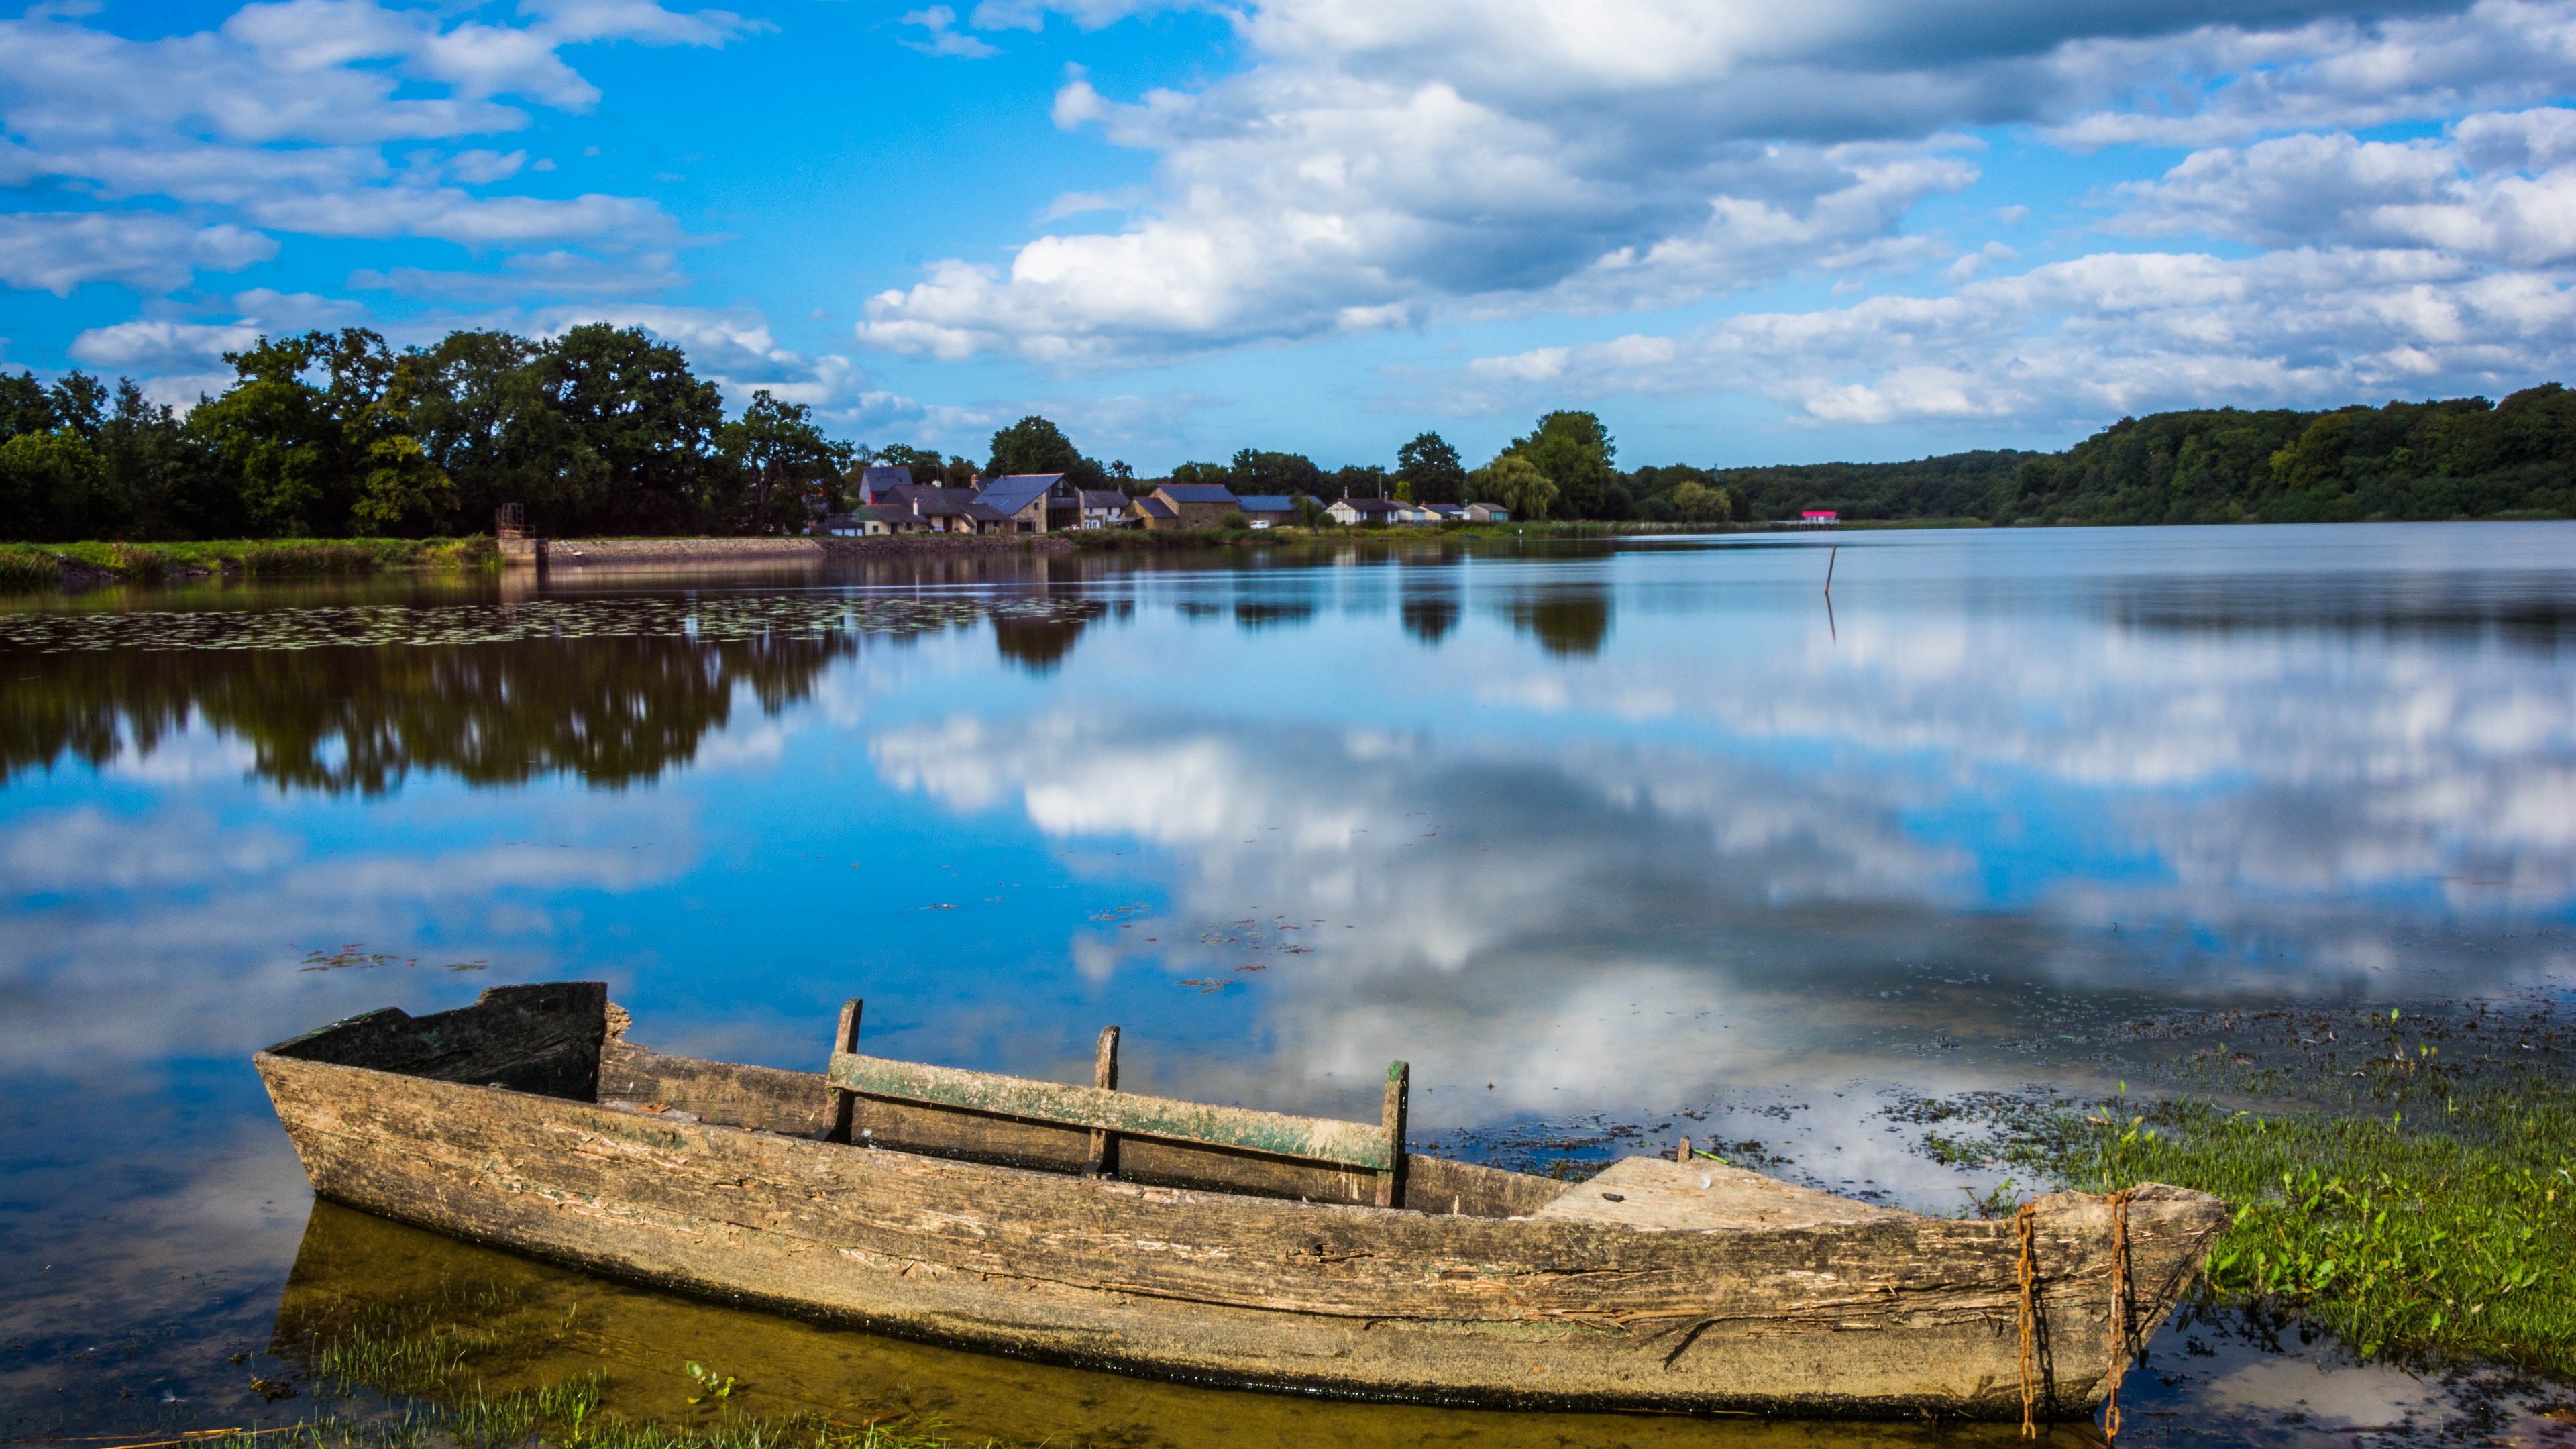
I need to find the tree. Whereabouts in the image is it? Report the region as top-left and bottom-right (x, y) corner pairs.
(1327, 463), (1388, 498)
(1169, 460), (1232, 490)
(538, 324), (724, 535)
(986, 415), (1105, 488)
(1472, 454), (1558, 520)
(1506, 411), (1615, 518)
(0, 430), (115, 541)
(1231, 448), (1321, 496)
(412, 330), (553, 532)
(189, 332), (343, 537)
(1396, 431), (1467, 504)
(1667, 480), (1733, 523)
(719, 390), (852, 534)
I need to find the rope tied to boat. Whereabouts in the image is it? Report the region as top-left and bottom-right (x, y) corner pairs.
(2016, 1201), (2039, 1438)
(2104, 1188), (2135, 1444)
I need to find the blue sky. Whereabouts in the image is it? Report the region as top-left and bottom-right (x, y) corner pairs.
(6, 0), (2576, 473)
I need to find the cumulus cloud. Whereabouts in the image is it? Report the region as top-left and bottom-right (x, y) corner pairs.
(0, 0), (737, 304)
(2114, 107), (2576, 266)
(1426, 246), (2576, 425)
(855, 0), (2576, 372)
(0, 213), (276, 295)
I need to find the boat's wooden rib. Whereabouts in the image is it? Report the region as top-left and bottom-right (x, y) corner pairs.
(256, 983), (2229, 1419)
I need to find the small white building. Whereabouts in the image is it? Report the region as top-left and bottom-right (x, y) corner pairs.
(1464, 501), (1511, 522)
(1328, 496), (1401, 526)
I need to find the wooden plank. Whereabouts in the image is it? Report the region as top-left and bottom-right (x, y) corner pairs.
(1376, 1060), (1407, 1208)
(1085, 1026), (1119, 1177)
(824, 999), (863, 1143)
(1532, 1155), (1914, 1232)
(269, 1051), (2227, 1327)
(828, 1051), (1391, 1170)
(257, 1051), (2229, 1416)
(608, 1043), (1460, 1208)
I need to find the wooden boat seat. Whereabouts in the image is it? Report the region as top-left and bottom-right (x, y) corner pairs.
(1529, 1155), (1916, 1232)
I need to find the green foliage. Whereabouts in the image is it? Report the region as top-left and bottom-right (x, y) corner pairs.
(984, 415), (1106, 490)
(1712, 385), (2576, 525)
(1505, 411), (1615, 518)
(1231, 447), (1322, 496)
(1471, 453), (1558, 521)
(1717, 450), (2031, 523)
(1326, 463), (1387, 500)
(1395, 431), (1466, 504)
(719, 391), (852, 535)
(1666, 479), (1733, 523)
(1972, 1075), (2576, 1376)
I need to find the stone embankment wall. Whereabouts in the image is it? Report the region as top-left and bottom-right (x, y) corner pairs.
(511, 535), (1073, 570)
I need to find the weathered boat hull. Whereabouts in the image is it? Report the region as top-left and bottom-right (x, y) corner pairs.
(255, 985), (2226, 1419)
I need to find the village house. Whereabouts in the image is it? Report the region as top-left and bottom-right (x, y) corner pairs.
(881, 483), (979, 532)
(1424, 503), (1468, 523)
(1327, 496), (1400, 526)
(1148, 482), (1243, 528)
(1079, 489), (1131, 528)
(1465, 501), (1511, 522)
(855, 465), (914, 504)
(819, 509), (887, 537)
(1236, 494), (1299, 529)
(971, 474), (1079, 533)
(1131, 494), (1181, 529)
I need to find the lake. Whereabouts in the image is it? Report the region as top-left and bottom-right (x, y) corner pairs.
(3, 523), (2572, 1448)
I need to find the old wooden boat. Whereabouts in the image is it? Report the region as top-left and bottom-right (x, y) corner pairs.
(256, 982), (2227, 1421)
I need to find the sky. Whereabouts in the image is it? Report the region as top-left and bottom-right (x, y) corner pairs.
(5, 0), (2576, 473)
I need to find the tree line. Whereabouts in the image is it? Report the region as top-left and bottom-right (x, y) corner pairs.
(1717, 385), (2576, 525)
(0, 325), (853, 542)
(6, 322), (2570, 542)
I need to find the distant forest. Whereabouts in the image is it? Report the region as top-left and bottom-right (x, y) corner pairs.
(1714, 386), (2576, 525)
(1, 321), (2570, 541)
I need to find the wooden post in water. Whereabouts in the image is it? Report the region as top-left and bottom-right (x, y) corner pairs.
(823, 998), (863, 1142)
(1824, 544), (1838, 596)
(1087, 1026), (1121, 1177)
(1378, 1061), (1409, 1209)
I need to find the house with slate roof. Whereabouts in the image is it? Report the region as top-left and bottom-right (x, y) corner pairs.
(1132, 494), (1181, 529)
(1148, 482), (1242, 528)
(881, 483), (979, 531)
(1236, 494), (1299, 529)
(1328, 496), (1399, 526)
(971, 473), (1079, 533)
(856, 465), (914, 504)
(1079, 489), (1131, 527)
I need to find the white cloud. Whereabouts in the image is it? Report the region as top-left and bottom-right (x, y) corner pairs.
(1430, 246), (2576, 425)
(855, 0), (2576, 372)
(2114, 107), (2576, 267)
(0, 213), (276, 295)
(0, 0), (739, 311)
(900, 5), (1000, 57)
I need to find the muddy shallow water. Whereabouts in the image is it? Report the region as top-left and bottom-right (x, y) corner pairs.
(3, 523), (2573, 1446)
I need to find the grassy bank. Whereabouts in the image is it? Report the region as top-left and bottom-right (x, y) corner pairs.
(1923, 1005), (2576, 1377)
(0, 537), (498, 590)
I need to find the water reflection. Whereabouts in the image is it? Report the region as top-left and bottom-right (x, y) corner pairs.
(1502, 582), (1612, 656)
(3, 635), (851, 794)
(6, 525), (2576, 1446)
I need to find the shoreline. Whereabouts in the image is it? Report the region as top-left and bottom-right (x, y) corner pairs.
(7, 514), (2564, 594)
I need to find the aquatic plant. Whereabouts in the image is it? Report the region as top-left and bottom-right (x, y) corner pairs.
(1960, 1069), (2576, 1377)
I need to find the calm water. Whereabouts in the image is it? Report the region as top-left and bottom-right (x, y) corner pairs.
(4, 523), (2573, 1446)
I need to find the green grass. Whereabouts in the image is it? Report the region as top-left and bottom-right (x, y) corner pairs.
(1951, 1069), (2576, 1377)
(0, 537), (498, 590)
